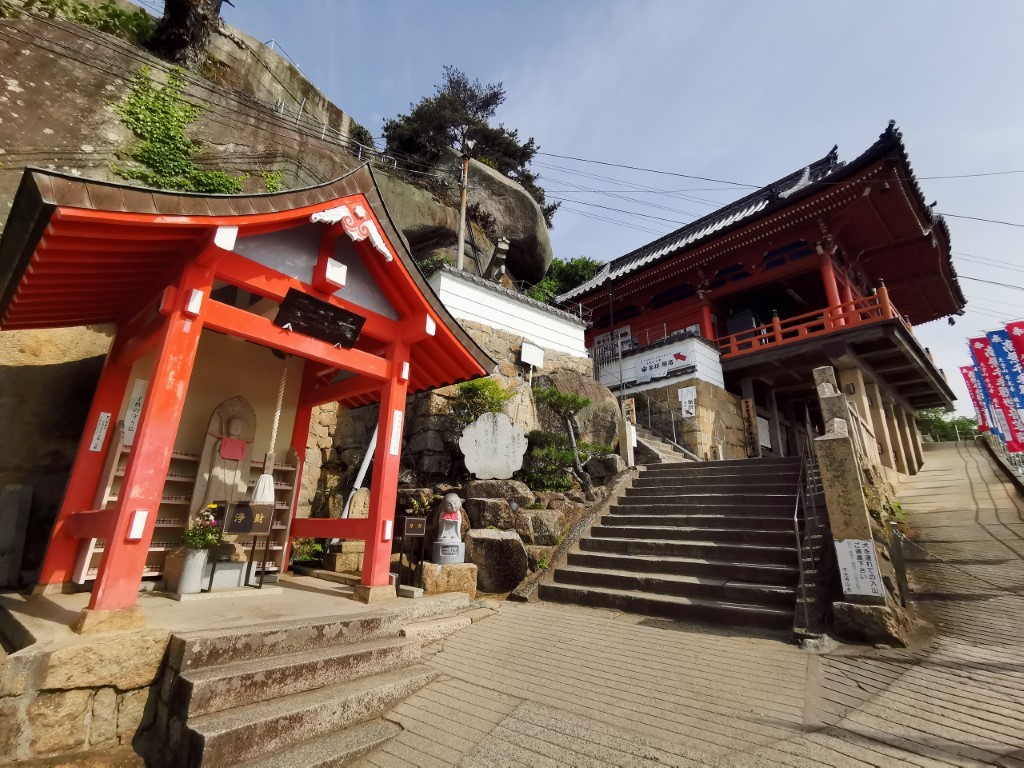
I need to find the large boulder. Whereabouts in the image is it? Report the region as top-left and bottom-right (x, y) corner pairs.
(539, 370), (621, 448)
(432, 151), (553, 283)
(465, 529), (529, 593)
(464, 498), (516, 530)
(584, 453), (626, 485)
(465, 479), (535, 508)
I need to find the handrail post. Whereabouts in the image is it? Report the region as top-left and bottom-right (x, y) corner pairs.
(878, 280), (892, 319)
(671, 411), (677, 444)
(771, 310), (782, 344)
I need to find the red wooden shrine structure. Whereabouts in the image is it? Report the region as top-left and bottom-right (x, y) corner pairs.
(560, 123), (963, 413)
(0, 166), (491, 616)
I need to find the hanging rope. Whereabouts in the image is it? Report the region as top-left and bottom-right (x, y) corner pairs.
(268, 358), (289, 456)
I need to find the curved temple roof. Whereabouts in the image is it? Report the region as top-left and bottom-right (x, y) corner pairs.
(557, 123), (965, 324)
(0, 164), (494, 404)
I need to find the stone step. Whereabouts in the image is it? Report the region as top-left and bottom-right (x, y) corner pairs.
(400, 614), (472, 644)
(646, 456), (801, 469)
(245, 718), (401, 768)
(183, 663), (437, 766)
(538, 582), (794, 630)
(567, 550), (800, 586)
(167, 612), (401, 673)
(174, 636), (422, 719)
(594, 523), (794, 546)
(553, 566), (797, 607)
(605, 512), (794, 531)
(610, 502), (792, 516)
(580, 535), (798, 566)
(618, 492), (795, 506)
(639, 461), (800, 476)
(626, 480), (795, 494)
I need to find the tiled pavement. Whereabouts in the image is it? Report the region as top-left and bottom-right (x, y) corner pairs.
(357, 441), (1024, 767)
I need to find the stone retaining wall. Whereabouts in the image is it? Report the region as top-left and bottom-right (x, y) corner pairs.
(0, 626), (168, 761)
(637, 377), (746, 460)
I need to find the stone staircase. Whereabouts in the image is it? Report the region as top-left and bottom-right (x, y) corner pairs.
(149, 595), (472, 767)
(634, 426), (692, 464)
(540, 457), (803, 631)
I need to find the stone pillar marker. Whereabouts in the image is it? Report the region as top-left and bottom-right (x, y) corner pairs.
(813, 366), (911, 645)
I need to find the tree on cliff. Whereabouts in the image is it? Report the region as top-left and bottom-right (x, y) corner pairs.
(383, 66), (559, 227)
(527, 256), (600, 303)
(147, 0), (224, 68)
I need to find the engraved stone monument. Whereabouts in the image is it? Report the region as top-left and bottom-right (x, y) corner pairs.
(459, 412), (528, 480)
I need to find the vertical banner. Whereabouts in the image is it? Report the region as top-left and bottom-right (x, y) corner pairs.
(959, 365), (989, 432)
(970, 336), (1021, 451)
(1007, 320), (1024, 366)
(987, 330), (1024, 434)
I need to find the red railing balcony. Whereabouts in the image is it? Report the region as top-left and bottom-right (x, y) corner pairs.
(715, 286), (909, 360)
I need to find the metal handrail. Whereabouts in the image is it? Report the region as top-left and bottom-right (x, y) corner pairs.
(792, 458), (812, 631)
(618, 382), (702, 462)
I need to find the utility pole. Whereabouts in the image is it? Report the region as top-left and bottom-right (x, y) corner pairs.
(455, 137), (475, 271)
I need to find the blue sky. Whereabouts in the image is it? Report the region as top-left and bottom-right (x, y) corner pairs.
(221, 1), (1024, 415)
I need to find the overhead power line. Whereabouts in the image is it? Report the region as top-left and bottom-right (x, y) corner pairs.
(939, 213), (1024, 229)
(536, 152), (760, 189)
(959, 275), (1024, 292)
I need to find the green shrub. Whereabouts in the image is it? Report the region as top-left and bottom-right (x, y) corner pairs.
(450, 378), (513, 428)
(290, 538), (323, 563)
(24, 0), (155, 42)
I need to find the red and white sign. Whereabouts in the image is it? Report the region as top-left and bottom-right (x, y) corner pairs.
(960, 365), (989, 432)
(1007, 321), (1024, 366)
(970, 336), (1022, 452)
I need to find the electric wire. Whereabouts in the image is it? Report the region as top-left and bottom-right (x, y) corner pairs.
(959, 276), (1024, 292)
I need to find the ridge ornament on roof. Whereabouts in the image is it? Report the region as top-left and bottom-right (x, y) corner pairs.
(311, 204), (393, 262)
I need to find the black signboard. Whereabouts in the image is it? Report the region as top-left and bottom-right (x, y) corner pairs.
(221, 501), (275, 536)
(273, 288), (366, 348)
(404, 516), (427, 538)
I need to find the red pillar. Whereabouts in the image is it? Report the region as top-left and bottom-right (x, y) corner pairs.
(362, 341), (409, 588)
(699, 301), (714, 340)
(88, 263), (212, 611)
(37, 340), (132, 587)
(283, 359), (315, 565)
(819, 251), (842, 326)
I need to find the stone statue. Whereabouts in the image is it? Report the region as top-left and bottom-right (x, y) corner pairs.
(191, 397), (256, 561)
(432, 493), (465, 564)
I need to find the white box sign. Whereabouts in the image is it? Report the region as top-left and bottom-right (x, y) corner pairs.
(89, 412), (112, 452)
(834, 539), (884, 598)
(521, 341), (544, 369)
(123, 379), (148, 447)
(678, 386), (697, 418)
(757, 416), (771, 448)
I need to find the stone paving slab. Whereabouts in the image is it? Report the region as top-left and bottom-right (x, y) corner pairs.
(357, 442), (1024, 766)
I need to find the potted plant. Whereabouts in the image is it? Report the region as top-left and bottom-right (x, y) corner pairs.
(176, 507), (222, 594)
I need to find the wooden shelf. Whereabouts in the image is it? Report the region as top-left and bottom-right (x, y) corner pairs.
(73, 422), (299, 586)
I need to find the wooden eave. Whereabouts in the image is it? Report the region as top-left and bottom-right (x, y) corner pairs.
(0, 166), (493, 404)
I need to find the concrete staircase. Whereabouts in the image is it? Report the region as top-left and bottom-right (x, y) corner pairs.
(540, 457), (803, 631)
(634, 426), (692, 464)
(151, 595), (471, 767)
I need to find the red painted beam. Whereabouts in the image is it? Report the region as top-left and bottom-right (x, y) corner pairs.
(302, 376), (381, 408)
(64, 508), (119, 540)
(288, 517), (373, 540)
(203, 299), (389, 379)
(214, 253), (401, 343)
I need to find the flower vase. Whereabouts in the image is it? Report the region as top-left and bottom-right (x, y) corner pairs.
(178, 547), (209, 595)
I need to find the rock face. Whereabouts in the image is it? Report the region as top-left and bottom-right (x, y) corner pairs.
(431, 151), (554, 283)
(465, 529), (529, 593)
(584, 454), (626, 486)
(539, 370), (621, 448)
(465, 479), (535, 508)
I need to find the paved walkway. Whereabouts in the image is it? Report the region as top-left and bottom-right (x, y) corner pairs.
(357, 442), (1024, 767)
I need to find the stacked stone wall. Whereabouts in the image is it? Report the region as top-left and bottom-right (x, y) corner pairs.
(638, 377), (746, 460)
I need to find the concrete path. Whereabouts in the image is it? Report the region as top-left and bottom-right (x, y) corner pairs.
(357, 441), (1024, 767)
